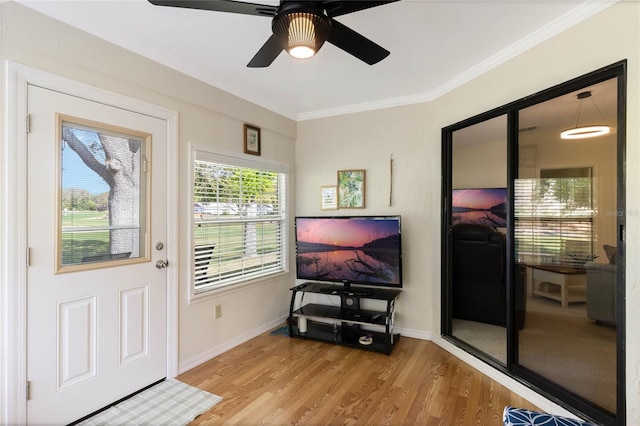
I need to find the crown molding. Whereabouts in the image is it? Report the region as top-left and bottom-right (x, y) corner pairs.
(297, 0), (618, 122)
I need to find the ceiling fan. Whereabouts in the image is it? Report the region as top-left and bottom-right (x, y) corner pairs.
(148, 0), (399, 67)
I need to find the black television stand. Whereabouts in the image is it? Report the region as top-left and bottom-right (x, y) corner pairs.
(288, 282), (401, 355)
(318, 287), (371, 297)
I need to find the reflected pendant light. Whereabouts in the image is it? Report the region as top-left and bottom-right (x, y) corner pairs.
(273, 7), (331, 59)
(560, 91), (611, 139)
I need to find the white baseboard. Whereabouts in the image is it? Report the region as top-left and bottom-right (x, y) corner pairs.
(395, 326), (432, 341)
(178, 315), (288, 374)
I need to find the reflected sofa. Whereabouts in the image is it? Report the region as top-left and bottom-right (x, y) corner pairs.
(584, 261), (616, 326)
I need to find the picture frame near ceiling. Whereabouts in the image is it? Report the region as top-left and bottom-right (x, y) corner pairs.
(338, 170), (366, 209)
(244, 124), (261, 156)
(320, 186), (338, 210)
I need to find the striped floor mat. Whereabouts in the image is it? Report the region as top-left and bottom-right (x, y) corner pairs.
(79, 379), (222, 426)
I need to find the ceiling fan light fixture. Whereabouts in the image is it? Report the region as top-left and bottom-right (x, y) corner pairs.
(289, 45), (315, 59)
(273, 10), (331, 60)
(149, 0), (397, 68)
(560, 91), (611, 140)
(288, 13), (316, 58)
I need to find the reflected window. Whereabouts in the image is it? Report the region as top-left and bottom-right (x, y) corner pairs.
(515, 167), (595, 266)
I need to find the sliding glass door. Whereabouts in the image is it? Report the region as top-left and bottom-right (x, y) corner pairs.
(442, 62), (626, 425)
(448, 114), (508, 365)
(513, 75), (622, 420)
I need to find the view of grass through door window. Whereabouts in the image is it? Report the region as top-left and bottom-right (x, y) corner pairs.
(192, 151), (287, 293)
(58, 117), (149, 271)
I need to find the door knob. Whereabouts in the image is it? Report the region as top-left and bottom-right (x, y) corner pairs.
(155, 259), (169, 269)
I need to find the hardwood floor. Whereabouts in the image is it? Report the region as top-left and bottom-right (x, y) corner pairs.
(178, 330), (538, 425)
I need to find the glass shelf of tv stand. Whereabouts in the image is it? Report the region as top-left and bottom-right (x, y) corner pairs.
(288, 282), (400, 355)
(291, 282), (401, 300)
(294, 303), (387, 326)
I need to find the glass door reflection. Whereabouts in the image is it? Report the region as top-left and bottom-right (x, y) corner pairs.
(515, 78), (618, 414)
(450, 114), (508, 364)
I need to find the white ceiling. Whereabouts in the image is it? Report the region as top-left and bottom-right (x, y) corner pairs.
(18, 0), (614, 121)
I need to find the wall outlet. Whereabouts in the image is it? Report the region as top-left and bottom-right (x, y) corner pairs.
(214, 304), (222, 319)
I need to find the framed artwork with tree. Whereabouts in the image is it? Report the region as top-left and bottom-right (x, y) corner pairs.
(338, 170), (365, 208)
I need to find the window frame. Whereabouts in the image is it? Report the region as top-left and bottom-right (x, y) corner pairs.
(188, 145), (289, 301)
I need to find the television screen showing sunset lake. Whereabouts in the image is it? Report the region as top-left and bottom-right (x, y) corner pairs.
(451, 188), (507, 228)
(295, 218), (401, 285)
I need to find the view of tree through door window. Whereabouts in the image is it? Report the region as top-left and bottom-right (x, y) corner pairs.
(58, 117), (149, 271)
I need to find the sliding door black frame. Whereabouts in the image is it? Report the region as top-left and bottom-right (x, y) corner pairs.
(441, 60), (627, 426)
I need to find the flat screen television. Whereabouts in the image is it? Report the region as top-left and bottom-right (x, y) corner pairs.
(295, 216), (402, 290)
(451, 188), (507, 228)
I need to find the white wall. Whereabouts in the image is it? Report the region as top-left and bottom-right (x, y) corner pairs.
(296, 105), (438, 339)
(297, 2), (640, 421)
(0, 0), (297, 388)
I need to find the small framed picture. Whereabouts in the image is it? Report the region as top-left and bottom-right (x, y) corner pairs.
(338, 169), (366, 209)
(321, 186), (338, 210)
(244, 124), (261, 156)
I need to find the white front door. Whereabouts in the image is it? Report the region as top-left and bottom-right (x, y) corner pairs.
(26, 85), (168, 424)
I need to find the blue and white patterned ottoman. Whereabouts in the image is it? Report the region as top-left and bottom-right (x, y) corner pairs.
(503, 406), (595, 426)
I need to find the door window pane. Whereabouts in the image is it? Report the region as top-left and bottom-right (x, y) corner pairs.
(58, 117), (149, 271)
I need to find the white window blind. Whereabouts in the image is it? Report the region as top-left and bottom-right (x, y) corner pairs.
(514, 168), (595, 266)
(192, 149), (287, 293)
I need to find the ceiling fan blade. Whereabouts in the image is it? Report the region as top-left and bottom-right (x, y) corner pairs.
(247, 34), (284, 68)
(148, 0), (277, 17)
(326, 19), (390, 65)
(323, 0), (399, 17)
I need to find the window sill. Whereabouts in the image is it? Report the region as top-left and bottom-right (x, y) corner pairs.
(187, 270), (291, 305)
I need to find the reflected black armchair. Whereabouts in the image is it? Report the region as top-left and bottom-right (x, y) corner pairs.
(451, 223), (508, 327)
